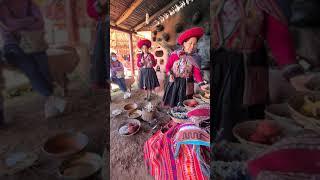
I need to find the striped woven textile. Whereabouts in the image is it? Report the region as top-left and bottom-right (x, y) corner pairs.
(144, 123), (210, 180)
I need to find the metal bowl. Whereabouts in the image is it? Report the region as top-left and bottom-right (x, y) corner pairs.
(43, 132), (89, 158)
(58, 152), (102, 180)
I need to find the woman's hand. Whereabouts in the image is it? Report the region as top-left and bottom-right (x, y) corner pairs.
(140, 58), (145, 65)
(169, 75), (175, 82)
(200, 84), (209, 91)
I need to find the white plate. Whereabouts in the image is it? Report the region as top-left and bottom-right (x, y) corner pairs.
(112, 109), (122, 116)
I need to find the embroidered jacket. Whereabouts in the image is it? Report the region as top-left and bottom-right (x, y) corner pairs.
(137, 53), (157, 68)
(166, 50), (203, 83)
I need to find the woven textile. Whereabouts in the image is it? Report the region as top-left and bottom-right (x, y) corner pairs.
(144, 123), (210, 180)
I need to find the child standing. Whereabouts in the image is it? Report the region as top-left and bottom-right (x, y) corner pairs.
(137, 39), (160, 101)
(110, 52), (131, 99)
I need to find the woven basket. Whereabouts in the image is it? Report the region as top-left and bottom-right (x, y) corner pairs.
(169, 115), (191, 124)
(141, 109), (155, 122)
(305, 74), (320, 93)
(291, 73), (320, 93)
(265, 104), (303, 133)
(265, 103), (292, 122)
(183, 99), (199, 111)
(232, 120), (290, 150)
(288, 92), (320, 131)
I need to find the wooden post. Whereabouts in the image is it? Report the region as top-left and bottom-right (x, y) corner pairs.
(128, 33), (135, 76)
(65, 0), (79, 45)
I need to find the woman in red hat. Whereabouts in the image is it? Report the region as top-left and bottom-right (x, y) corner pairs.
(137, 39), (160, 101)
(163, 27), (208, 107)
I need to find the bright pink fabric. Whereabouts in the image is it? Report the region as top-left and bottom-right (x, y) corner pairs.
(248, 149), (320, 178)
(137, 53), (157, 68)
(86, 0), (100, 21)
(266, 15), (296, 67)
(177, 27), (204, 45)
(165, 53), (203, 83)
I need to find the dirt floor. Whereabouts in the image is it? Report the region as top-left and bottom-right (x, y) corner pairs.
(0, 80), (106, 180)
(109, 88), (171, 180)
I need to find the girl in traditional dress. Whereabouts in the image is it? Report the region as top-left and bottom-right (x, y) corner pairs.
(137, 39), (160, 101)
(163, 27), (208, 107)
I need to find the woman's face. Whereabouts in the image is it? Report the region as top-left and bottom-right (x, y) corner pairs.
(141, 45), (149, 53)
(183, 37), (198, 54)
(111, 54), (117, 61)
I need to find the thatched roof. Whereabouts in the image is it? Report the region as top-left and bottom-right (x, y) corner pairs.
(110, 0), (178, 32)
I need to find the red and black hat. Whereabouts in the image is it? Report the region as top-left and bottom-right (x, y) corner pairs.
(137, 39), (152, 49)
(177, 27), (204, 45)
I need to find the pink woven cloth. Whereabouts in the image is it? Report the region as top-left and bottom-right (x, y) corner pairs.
(144, 122), (210, 180)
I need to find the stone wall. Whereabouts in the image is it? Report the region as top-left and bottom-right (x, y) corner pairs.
(150, 0), (210, 84)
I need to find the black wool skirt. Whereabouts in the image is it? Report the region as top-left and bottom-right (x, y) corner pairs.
(163, 77), (191, 107)
(138, 68), (160, 90)
(212, 48), (268, 141)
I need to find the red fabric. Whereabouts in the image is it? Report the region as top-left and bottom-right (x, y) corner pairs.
(144, 123), (209, 180)
(177, 27), (204, 45)
(137, 39), (152, 49)
(248, 149), (320, 178)
(187, 105), (210, 118)
(86, 0), (101, 21)
(137, 53), (157, 68)
(166, 53), (203, 83)
(266, 15), (296, 67)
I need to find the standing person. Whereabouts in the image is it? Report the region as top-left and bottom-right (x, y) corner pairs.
(163, 27), (208, 107)
(137, 39), (159, 101)
(110, 52), (131, 99)
(0, 0), (66, 120)
(87, 0), (107, 90)
(211, 0), (305, 141)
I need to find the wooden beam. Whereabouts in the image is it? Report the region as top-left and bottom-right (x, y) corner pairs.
(110, 21), (132, 31)
(128, 33), (135, 76)
(115, 0), (144, 25)
(134, 0), (180, 31)
(65, 0), (79, 45)
(110, 25), (137, 34)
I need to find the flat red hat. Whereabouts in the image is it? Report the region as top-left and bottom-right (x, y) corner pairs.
(137, 39), (151, 49)
(177, 27), (204, 45)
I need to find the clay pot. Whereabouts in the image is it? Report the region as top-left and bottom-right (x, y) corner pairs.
(162, 33), (170, 41)
(192, 11), (202, 24)
(155, 50), (164, 57)
(156, 24), (164, 32)
(175, 23), (184, 33)
(152, 31), (157, 36)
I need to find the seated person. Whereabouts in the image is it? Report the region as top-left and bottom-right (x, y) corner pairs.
(110, 52), (131, 99)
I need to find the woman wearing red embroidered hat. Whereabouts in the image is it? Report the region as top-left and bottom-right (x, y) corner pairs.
(137, 39), (160, 101)
(163, 27), (208, 107)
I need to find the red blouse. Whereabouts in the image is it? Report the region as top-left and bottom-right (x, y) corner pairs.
(137, 53), (157, 68)
(166, 52), (203, 83)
